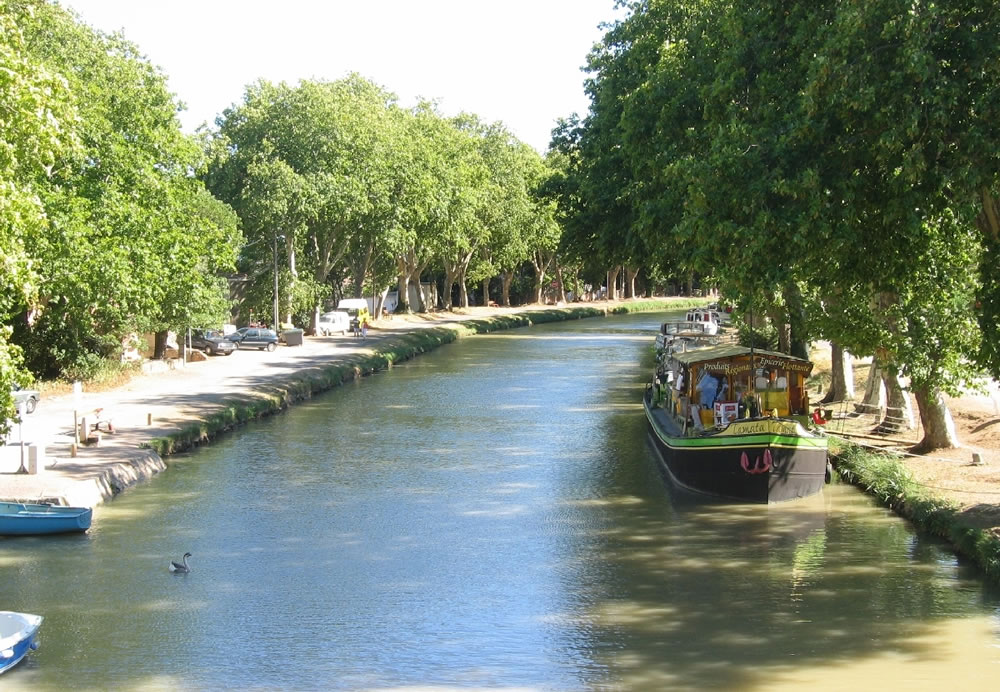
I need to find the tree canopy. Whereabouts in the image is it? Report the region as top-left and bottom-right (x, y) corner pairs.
(556, 0), (1000, 449)
(1, 0), (238, 429)
(204, 77), (559, 321)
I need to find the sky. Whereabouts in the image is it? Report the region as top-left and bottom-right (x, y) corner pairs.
(62, 0), (622, 153)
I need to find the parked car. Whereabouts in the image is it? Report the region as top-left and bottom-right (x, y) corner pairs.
(10, 384), (39, 414)
(190, 329), (236, 356)
(317, 311), (350, 336)
(229, 327), (279, 351)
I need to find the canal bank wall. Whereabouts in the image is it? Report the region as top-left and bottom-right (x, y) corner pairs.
(0, 299), (704, 510)
(144, 300), (699, 456)
(143, 304), (621, 456)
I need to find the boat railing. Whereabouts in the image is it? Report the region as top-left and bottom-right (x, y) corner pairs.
(660, 320), (713, 335)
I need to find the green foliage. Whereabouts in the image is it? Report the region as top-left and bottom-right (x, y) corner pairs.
(3, 0), (237, 382)
(736, 321), (777, 352)
(606, 298), (706, 315)
(562, 0), (1000, 447)
(975, 225), (1000, 376)
(205, 81), (561, 317)
(0, 326), (28, 438)
(0, 0), (79, 423)
(61, 353), (141, 388)
(205, 76), (404, 318)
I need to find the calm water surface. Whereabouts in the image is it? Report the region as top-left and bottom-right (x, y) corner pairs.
(3, 312), (1000, 690)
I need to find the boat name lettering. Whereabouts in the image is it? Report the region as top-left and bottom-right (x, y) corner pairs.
(698, 357), (811, 374)
(752, 356), (812, 373)
(723, 420), (800, 436)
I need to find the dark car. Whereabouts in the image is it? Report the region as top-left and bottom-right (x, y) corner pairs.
(190, 329), (236, 356)
(11, 384), (40, 414)
(230, 327), (279, 351)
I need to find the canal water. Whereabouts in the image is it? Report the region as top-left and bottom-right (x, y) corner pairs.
(3, 312), (999, 690)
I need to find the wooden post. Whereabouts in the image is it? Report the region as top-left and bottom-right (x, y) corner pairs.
(147, 412), (153, 425)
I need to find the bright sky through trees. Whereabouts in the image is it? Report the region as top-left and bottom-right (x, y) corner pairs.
(63, 0), (618, 152)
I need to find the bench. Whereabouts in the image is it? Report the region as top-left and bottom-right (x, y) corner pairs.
(78, 408), (115, 444)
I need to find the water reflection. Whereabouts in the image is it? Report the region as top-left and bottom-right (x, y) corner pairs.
(1, 312), (999, 689)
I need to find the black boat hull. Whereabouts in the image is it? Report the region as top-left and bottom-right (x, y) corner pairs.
(644, 395), (828, 503)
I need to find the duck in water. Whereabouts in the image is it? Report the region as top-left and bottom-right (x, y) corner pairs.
(168, 552), (192, 574)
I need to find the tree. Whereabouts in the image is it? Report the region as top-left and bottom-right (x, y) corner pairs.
(564, 0), (1000, 450)
(205, 75), (399, 324)
(0, 0), (77, 430)
(10, 0), (236, 378)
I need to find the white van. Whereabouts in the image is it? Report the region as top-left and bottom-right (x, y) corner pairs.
(317, 311), (350, 336)
(336, 298), (371, 331)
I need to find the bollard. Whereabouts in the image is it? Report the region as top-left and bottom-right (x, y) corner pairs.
(26, 444), (41, 474)
(972, 452), (983, 466)
(147, 412), (153, 425)
(71, 443), (78, 458)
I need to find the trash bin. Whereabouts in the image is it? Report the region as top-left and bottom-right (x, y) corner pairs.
(282, 329), (304, 346)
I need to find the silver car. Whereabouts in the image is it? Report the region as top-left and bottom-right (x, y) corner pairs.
(11, 384), (39, 414)
(317, 311), (350, 336)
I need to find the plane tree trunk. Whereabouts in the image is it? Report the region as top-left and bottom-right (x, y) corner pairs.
(441, 260), (458, 311)
(855, 363), (885, 415)
(501, 271), (514, 306)
(554, 263), (567, 303)
(624, 265), (640, 299)
(912, 385), (960, 452)
(820, 342), (855, 404)
(153, 331), (169, 360)
(878, 366), (915, 433)
(395, 248), (428, 313)
(607, 266), (621, 301)
(532, 250), (555, 304)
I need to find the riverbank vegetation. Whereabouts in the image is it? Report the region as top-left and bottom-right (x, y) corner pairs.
(1, 0), (239, 431)
(552, 1), (1000, 452)
(4, 0), (998, 460)
(833, 441), (1000, 583)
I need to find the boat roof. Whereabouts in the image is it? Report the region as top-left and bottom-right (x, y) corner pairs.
(670, 343), (812, 367)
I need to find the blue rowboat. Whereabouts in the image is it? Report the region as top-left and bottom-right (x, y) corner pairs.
(0, 502), (92, 535)
(0, 611), (43, 674)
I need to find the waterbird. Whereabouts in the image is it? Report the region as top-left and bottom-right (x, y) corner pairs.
(168, 552), (192, 574)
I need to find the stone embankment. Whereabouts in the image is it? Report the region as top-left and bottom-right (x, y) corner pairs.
(0, 301), (691, 510)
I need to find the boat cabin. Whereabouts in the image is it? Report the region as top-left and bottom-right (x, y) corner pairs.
(655, 344), (813, 431)
(682, 309), (721, 334)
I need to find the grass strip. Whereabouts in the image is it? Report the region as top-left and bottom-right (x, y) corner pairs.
(833, 440), (1000, 583)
